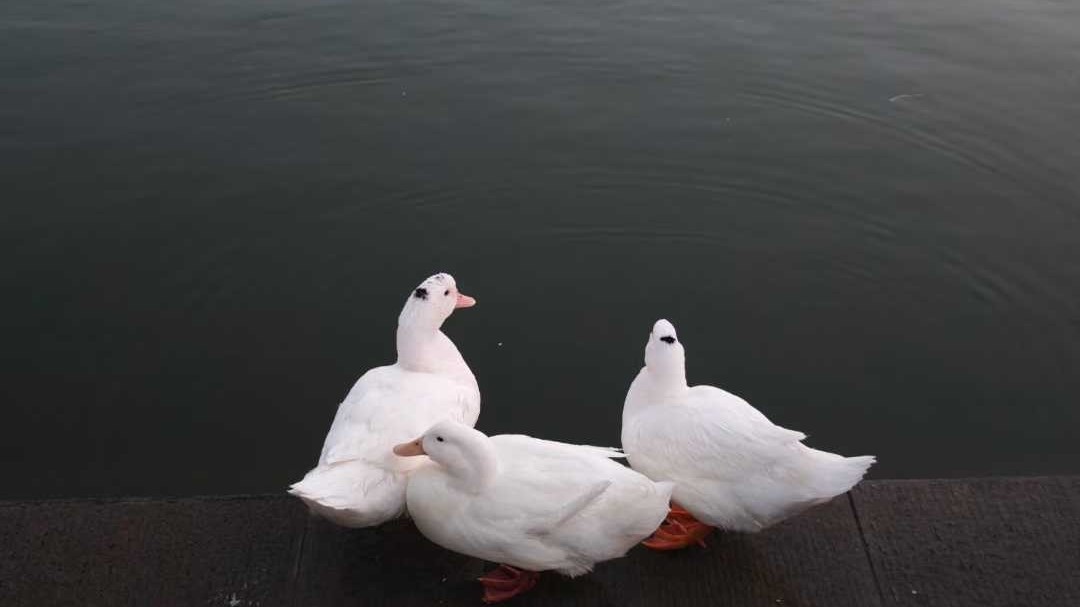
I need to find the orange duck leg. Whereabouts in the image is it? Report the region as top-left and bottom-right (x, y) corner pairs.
(477, 564), (540, 603)
(642, 503), (714, 551)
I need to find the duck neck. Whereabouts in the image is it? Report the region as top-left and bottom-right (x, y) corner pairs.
(396, 324), (476, 387)
(645, 358), (688, 396)
(624, 365), (688, 420)
(446, 435), (500, 494)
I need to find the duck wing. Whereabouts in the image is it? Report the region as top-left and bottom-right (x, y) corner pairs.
(320, 366), (474, 465)
(528, 480), (613, 536)
(626, 385), (806, 483)
(469, 436), (623, 537)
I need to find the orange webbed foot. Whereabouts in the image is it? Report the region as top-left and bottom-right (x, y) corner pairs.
(642, 503), (714, 551)
(478, 564), (540, 603)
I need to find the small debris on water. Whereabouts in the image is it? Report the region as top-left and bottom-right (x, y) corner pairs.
(497, 342), (503, 347)
(228, 593), (242, 607)
(911, 589), (919, 595)
(889, 93), (924, 103)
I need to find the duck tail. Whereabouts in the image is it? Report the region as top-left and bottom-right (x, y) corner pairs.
(805, 450), (876, 498)
(655, 481), (677, 503)
(287, 460), (405, 528)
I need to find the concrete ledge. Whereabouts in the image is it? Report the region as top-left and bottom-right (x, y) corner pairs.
(852, 477), (1080, 607)
(1, 477), (1077, 606)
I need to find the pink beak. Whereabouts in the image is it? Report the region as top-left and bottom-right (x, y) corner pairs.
(455, 293), (477, 309)
(393, 438), (426, 457)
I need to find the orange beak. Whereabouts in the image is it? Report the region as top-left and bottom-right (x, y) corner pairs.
(393, 438), (426, 457)
(455, 293), (477, 309)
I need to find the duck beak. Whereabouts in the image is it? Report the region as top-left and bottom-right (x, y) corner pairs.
(455, 293), (477, 309)
(393, 438), (426, 457)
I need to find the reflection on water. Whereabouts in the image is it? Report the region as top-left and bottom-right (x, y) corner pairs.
(2, 0), (1079, 498)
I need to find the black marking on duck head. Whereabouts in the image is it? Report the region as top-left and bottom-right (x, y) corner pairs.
(414, 287), (429, 300)
(660, 335), (676, 344)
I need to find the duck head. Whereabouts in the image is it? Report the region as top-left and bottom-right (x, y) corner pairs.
(644, 319), (687, 381)
(398, 273), (476, 331)
(394, 420), (497, 492)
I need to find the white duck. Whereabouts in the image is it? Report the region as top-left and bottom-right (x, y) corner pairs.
(289, 273), (481, 527)
(394, 420), (673, 603)
(622, 319), (875, 549)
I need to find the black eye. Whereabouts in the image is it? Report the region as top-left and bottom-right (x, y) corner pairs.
(444, 289), (450, 296)
(414, 287), (428, 300)
(436, 436), (444, 442)
(660, 336), (676, 344)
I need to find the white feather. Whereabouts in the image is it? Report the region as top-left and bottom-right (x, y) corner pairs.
(622, 319), (874, 532)
(404, 422), (673, 577)
(288, 273), (480, 528)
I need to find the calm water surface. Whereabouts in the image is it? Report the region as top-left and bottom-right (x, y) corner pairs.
(2, 0), (1079, 498)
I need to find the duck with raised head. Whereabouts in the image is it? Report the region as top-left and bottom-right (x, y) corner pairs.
(395, 420), (673, 603)
(622, 319), (875, 550)
(289, 273), (480, 527)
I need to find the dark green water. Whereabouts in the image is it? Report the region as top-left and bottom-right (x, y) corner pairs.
(2, 0), (1079, 498)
